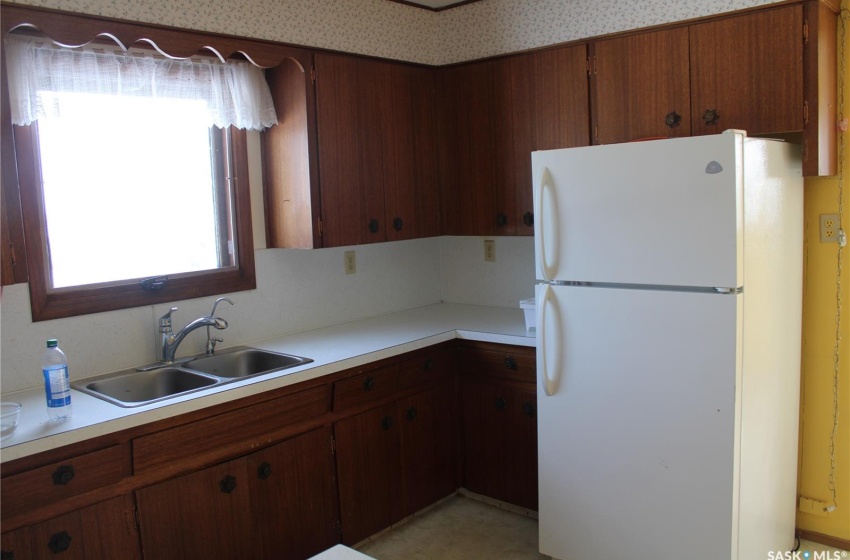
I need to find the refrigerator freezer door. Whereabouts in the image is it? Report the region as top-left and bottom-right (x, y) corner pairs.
(536, 284), (740, 560)
(533, 134), (743, 288)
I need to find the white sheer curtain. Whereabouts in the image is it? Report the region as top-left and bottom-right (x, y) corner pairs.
(4, 37), (278, 130)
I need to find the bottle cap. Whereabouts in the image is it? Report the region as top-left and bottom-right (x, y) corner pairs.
(46, 339), (58, 348)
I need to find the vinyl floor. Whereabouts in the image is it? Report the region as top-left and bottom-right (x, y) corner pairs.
(356, 494), (848, 560)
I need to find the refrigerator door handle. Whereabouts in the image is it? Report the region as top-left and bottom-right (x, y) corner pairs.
(538, 167), (557, 281)
(540, 284), (557, 396)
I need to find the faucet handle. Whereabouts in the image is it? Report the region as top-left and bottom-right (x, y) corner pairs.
(159, 307), (178, 333)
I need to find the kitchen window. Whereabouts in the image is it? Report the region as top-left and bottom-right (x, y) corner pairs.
(5, 36), (277, 321)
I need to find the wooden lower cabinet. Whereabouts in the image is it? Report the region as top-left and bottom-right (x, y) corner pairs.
(1, 495), (141, 560)
(335, 383), (457, 545)
(461, 378), (538, 511)
(136, 428), (337, 560)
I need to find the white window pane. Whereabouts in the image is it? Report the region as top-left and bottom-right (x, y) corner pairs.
(36, 92), (224, 288)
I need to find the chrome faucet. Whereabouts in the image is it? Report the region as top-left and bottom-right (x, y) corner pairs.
(159, 307), (228, 363)
(205, 297), (234, 355)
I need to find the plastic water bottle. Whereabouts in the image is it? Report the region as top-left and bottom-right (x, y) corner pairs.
(42, 339), (72, 420)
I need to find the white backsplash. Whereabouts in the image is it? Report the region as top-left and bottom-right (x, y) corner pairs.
(439, 236), (536, 308)
(0, 238), (443, 393)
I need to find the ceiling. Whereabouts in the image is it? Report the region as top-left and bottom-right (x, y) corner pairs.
(396, 0), (479, 10)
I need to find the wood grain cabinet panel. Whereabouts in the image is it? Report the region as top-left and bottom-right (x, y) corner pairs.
(1, 526), (32, 560)
(246, 428), (339, 560)
(315, 53), (386, 247)
(591, 27), (692, 144)
(335, 403), (403, 545)
(136, 457), (254, 560)
(689, 5), (804, 138)
(1, 445), (128, 521)
(29, 495), (141, 560)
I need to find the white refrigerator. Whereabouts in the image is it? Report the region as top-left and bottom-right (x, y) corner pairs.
(534, 131), (803, 560)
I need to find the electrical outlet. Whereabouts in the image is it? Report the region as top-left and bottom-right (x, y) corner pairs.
(799, 496), (830, 517)
(820, 214), (840, 243)
(344, 250), (356, 275)
(484, 240), (495, 262)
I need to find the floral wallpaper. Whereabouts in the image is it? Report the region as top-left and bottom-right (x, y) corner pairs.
(6, 0), (786, 65)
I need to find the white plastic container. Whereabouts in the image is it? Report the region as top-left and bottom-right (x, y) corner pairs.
(519, 298), (536, 331)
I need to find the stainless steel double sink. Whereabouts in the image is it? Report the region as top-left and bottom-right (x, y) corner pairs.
(72, 347), (312, 408)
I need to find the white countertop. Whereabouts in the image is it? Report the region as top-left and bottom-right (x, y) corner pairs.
(0, 303), (535, 463)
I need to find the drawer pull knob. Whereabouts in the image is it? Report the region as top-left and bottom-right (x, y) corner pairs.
(423, 359), (433, 371)
(495, 397), (508, 410)
(392, 217), (404, 231)
(523, 402), (536, 417)
(52, 465), (75, 486)
(406, 407), (417, 421)
(368, 219), (379, 234)
(381, 416), (393, 430)
(47, 531), (72, 554)
(504, 357), (517, 370)
(496, 213), (508, 226)
(523, 211), (534, 227)
(219, 475), (237, 494)
(257, 462), (272, 480)
(363, 377), (376, 391)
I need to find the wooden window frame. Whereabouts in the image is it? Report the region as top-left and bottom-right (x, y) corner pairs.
(14, 121), (256, 321)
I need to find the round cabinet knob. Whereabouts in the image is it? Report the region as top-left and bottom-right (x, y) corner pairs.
(664, 111), (682, 129)
(47, 531), (72, 554)
(703, 109), (720, 126)
(523, 212), (534, 227)
(363, 377), (376, 391)
(392, 217), (403, 231)
(495, 397), (508, 410)
(219, 475), (237, 494)
(504, 357), (517, 370)
(381, 416), (393, 430)
(52, 465), (75, 486)
(423, 358), (434, 371)
(406, 407), (417, 421)
(523, 402), (536, 417)
(257, 462), (272, 480)
(368, 219), (379, 234)
(496, 213), (508, 227)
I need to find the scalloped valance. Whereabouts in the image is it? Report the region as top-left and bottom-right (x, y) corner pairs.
(4, 36), (278, 130)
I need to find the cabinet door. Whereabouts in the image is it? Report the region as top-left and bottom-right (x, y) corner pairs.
(29, 495), (140, 560)
(315, 53), (385, 247)
(514, 45), (591, 235)
(592, 28), (691, 144)
(461, 379), (538, 510)
(380, 63), (440, 242)
(690, 4), (803, 137)
(2, 526), (32, 560)
(398, 384), (458, 517)
(247, 428), (339, 560)
(136, 457), (254, 560)
(335, 404), (402, 545)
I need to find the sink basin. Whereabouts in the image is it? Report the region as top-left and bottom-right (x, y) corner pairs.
(184, 347), (313, 378)
(74, 367), (219, 408)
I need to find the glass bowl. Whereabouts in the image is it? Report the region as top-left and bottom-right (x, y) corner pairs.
(1, 402), (22, 435)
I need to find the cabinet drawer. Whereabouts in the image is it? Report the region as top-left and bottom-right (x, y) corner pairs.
(134, 385), (329, 475)
(398, 349), (454, 392)
(1, 444), (128, 519)
(457, 346), (536, 383)
(333, 365), (399, 412)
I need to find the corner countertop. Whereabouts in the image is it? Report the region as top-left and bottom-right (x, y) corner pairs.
(0, 303), (536, 463)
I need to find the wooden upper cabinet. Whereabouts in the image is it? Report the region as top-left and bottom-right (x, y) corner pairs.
(591, 27), (692, 144)
(315, 53), (386, 247)
(689, 5), (803, 138)
(381, 64), (440, 241)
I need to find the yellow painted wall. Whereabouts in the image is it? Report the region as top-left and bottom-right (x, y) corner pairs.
(797, 2), (850, 541)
